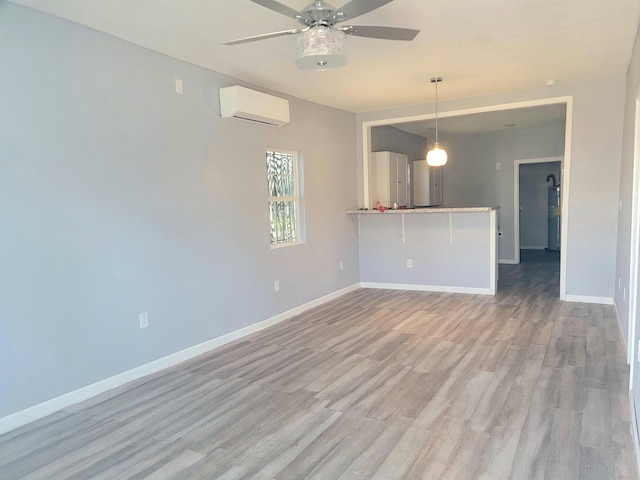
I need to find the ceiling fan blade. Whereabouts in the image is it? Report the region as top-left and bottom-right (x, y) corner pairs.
(223, 29), (301, 45)
(333, 0), (394, 22)
(340, 25), (419, 41)
(249, 0), (301, 19)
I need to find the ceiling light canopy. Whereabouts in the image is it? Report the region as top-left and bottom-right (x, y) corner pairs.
(426, 77), (447, 167)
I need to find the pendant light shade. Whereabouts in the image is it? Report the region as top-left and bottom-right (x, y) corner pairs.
(427, 77), (447, 166)
(427, 143), (447, 166)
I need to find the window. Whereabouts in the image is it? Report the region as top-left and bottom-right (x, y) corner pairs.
(266, 149), (304, 247)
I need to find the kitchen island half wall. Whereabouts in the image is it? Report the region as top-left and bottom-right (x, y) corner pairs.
(348, 207), (499, 295)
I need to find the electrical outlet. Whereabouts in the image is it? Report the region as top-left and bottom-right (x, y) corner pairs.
(496, 162), (501, 170)
(406, 259), (413, 268)
(175, 78), (183, 95)
(139, 312), (149, 329)
(274, 280), (280, 292)
(339, 260), (344, 271)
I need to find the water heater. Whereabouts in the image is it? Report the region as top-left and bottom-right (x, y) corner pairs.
(546, 174), (561, 250)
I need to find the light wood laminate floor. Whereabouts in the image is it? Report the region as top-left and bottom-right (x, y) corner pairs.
(1, 263), (638, 479)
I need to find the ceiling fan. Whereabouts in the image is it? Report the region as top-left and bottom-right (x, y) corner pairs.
(224, 0), (420, 70)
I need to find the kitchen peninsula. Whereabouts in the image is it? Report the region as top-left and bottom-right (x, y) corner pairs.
(348, 207), (499, 295)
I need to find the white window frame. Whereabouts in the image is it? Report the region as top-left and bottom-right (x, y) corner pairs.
(266, 148), (305, 248)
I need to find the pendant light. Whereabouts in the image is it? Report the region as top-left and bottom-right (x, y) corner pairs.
(426, 77), (447, 167)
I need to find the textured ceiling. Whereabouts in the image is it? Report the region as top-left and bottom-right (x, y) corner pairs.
(10, 0), (640, 114)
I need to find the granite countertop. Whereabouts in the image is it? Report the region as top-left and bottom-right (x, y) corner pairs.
(347, 206), (499, 214)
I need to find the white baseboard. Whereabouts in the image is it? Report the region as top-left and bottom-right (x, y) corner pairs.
(613, 300), (630, 362)
(630, 390), (640, 478)
(360, 282), (493, 295)
(499, 259), (519, 264)
(0, 283), (360, 436)
(564, 294), (614, 305)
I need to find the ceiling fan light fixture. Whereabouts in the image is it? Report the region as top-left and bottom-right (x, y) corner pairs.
(296, 27), (347, 71)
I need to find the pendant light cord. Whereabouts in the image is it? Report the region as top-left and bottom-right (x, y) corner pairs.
(435, 79), (439, 144)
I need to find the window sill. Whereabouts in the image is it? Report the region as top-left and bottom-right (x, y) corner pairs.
(270, 240), (306, 250)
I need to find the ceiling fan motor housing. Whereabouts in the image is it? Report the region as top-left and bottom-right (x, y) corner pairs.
(298, 1), (341, 26)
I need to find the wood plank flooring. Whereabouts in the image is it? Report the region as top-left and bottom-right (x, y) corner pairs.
(1, 262), (638, 479)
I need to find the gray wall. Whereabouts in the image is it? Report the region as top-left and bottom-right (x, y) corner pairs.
(357, 77), (626, 299)
(0, 3), (359, 418)
(371, 125), (429, 162)
(615, 16), (640, 435)
(519, 162), (562, 249)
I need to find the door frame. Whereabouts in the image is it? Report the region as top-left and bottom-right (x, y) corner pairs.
(628, 95), (640, 376)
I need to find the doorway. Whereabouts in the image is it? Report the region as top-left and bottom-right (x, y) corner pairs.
(510, 157), (564, 297)
(516, 159), (563, 265)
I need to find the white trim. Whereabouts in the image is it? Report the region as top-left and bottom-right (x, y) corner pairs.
(560, 97), (573, 301)
(614, 300), (629, 353)
(628, 95), (640, 374)
(269, 240), (306, 250)
(0, 283), (361, 436)
(513, 155), (564, 265)
(489, 210), (497, 295)
(564, 294), (614, 305)
(361, 282), (494, 295)
(499, 259), (519, 264)
(630, 389), (640, 478)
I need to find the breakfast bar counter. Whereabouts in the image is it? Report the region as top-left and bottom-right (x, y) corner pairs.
(347, 206), (498, 214)
(348, 207), (499, 295)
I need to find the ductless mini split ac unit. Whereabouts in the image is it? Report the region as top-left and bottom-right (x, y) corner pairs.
(219, 85), (290, 127)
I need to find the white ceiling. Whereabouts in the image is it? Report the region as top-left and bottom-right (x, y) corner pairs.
(390, 103), (567, 137)
(10, 0), (640, 114)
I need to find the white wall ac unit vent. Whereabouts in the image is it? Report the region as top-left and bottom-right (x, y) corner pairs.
(219, 85), (290, 127)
